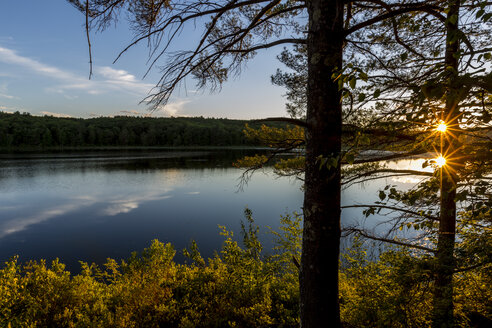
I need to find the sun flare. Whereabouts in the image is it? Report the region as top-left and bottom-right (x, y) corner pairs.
(436, 121), (447, 133)
(435, 155), (446, 167)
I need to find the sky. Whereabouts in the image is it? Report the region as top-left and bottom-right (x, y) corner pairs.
(0, 0), (290, 119)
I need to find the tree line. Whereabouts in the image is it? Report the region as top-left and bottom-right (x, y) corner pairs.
(0, 111), (280, 149)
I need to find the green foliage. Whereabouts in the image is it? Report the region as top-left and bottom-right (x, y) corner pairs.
(242, 124), (304, 149)
(340, 239), (491, 328)
(340, 240), (434, 328)
(1, 211), (489, 327)
(273, 157), (305, 177)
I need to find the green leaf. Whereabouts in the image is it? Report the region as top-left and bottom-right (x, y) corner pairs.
(373, 89), (381, 98)
(358, 93), (366, 102)
(349, 77), (356, 89)
(378, 190), (386, 201)
(400, 52), (408, 61)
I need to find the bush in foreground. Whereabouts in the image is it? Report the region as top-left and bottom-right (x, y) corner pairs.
(0, 210), (490, 327)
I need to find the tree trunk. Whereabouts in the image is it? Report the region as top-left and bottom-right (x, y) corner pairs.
(432, 1), (460, 327)
(300, 0), (344, 327)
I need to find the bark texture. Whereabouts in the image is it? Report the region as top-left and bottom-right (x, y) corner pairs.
(300, 0), (344, 327)
(432, 1), (461, 327)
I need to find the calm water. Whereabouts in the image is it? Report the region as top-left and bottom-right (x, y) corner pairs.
(0, 149), (431, 272)
(0, 149), (304, 271)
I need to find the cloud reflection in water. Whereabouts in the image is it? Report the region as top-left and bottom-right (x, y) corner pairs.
(0, 190), (173, 238)
(101, 193), (172, 216)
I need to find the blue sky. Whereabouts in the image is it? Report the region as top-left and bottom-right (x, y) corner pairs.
(0, 0), (288, 119)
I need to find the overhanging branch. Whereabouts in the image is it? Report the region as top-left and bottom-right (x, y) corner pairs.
(344, 227), (436, 253)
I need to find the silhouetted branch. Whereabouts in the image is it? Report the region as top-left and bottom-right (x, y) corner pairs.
(86, 0), (93, 79)
(345, 227), (436, 253)
(342, 204), (438, 221)
(343, 168), (433, 185)
(346, 1), (445, 36)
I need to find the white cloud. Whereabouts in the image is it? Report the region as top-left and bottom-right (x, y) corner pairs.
(40, 111), (73, 118)
(0, 46), (154, 98)
(0, 46), (75, 80)
(94, 66), (154, 95)
(99, 66), (138, 83)
(156, 99), (191, 117)
(120, 110), (141, 116)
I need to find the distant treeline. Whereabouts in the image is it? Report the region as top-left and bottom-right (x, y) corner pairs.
(0, 111), (277, 149)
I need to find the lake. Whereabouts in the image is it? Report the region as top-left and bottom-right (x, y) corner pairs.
(0, 149), (431, 272)
(0, 149), (305, 271)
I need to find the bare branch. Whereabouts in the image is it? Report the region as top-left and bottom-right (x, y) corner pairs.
(343, 168), (433, 185)
(224, 38), (306, 54)
(342, 204), (438, 221)
(86, 0), (93, 79)
(346, 2), (446, 36)
(345, 227), (436, 253)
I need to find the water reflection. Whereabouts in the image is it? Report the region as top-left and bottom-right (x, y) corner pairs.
(0, 149), (302, 272)
(1, 203), (86, 238)
(0, 150), (437, 272)
(101, 193), (173, 216)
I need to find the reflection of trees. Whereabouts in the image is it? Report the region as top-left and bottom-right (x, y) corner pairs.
(0, 150), (287, 180)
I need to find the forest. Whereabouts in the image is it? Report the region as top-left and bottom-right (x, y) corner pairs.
(0, 111), (274, 149)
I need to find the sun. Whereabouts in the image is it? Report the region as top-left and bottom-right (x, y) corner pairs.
(435, 155), (446, 167)
(436, 121), (447, 133)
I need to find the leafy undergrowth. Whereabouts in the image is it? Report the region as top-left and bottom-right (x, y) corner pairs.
(0, 210), (490, 327)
